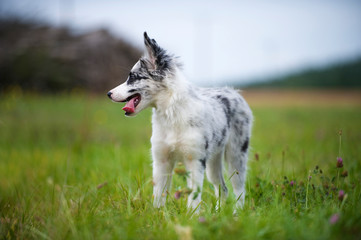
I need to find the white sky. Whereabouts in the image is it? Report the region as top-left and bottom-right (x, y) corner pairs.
(2, 0), (361, 86)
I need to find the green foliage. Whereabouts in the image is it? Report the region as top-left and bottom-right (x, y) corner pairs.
(245, 58), (361, 89)
(0, 93), (360, 239)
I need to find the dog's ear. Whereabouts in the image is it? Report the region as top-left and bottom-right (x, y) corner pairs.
(143, 32), (160, 70)
(143, 32), (172, 74)
(139, 58), (153, 72)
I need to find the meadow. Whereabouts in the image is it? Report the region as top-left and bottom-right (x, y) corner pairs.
(1, 89), (360, 239)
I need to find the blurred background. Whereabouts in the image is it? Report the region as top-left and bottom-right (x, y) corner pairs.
(1, 0), (361, 94)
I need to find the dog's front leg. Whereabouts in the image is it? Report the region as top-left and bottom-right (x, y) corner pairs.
(184, 159), (205, 211)
(152, 146), (175, 208)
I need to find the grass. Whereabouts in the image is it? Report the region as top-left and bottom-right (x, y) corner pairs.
(1, 89), (361, 239)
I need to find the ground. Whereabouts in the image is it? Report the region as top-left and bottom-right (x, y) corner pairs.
(0, 89), (360, 239)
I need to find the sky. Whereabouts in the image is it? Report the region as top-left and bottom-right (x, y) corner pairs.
(2, 0), (361, 86)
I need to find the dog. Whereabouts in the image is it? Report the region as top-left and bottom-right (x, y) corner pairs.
(107, 32), (253, 211)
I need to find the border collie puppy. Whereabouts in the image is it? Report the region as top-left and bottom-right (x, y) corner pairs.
(108, 32), (253, 211)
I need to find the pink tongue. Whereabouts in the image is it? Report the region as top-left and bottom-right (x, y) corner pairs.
(122, 97), (136, 113)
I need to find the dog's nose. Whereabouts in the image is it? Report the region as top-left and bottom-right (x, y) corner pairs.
(107, 91), (112, 99)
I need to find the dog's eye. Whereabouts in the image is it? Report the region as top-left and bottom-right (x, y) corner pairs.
(127, 73), (137, 84)
(127, 72), (147, 85)
(129, 73), (141, 79)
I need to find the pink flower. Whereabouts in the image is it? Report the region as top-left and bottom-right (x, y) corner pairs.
(289, 181), (294, 187)
(174, 190), (181, 200)
(329, 213), (340, 224)
(336, 157), (343, 168)
(198, 217), (206, 223)
(338, 190), (345, 201)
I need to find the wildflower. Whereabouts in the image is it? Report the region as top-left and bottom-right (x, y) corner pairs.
(290, 181), (294, 187)
(308, 176), (312, 180)
(336, 157), (343, 168)
(341, 170), (348, 177)
(174, 190), (181, 200)
(329, 213), (340, 225)
(198, 217), (206, 223)
(338, 190), (345, 201)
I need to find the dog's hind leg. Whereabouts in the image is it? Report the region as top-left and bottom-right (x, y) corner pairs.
(225, 127), (251, 209)
(206, 151), (228, 209)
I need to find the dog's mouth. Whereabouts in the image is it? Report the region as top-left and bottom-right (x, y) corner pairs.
(122, 93), (141, 115)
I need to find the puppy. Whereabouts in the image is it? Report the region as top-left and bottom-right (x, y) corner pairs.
(108, 32), (253, 210)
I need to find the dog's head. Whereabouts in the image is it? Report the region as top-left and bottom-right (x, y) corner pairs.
(107, 32), (177, 116)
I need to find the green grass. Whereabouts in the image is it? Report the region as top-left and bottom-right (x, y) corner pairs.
(1, 91), (360, 239)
